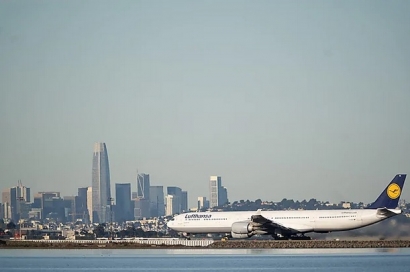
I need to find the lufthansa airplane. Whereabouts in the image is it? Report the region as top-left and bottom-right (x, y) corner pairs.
(167, 174), (406, 239)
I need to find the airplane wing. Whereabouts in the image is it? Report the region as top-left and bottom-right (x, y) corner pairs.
(250, 209), (299, 234)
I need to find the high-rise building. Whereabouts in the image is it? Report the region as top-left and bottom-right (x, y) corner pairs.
(220, 186), (228, 206)
(2, 202), (11, 219)
(0, 203), (4, 220)
(209, 176), (221, 208)
(92, 142), (111, 223)
(2, 189), (10, 204)
(149, 186), (165, 217)
(136, 173), (150, 200)
(209, 176), (228, 208)
(9, 182), (31, 221)
(77, 187), (89, 223)
(133, 198), (150, 219)
(63, 196), (78, 222)
(37, 192), (63, 221)
(115, 183), (132, 222)
(165, 195), (177, 216)
(2, 189), (11, 219)
(197, 196), (209, 210)
(181, 191), (188, 212)
(167, 186), (182, 214)
(87, 187), (93, 223)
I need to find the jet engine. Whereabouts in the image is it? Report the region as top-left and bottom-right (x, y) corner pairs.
(231, 232), (252, 239)
(231, 222), (254, 238)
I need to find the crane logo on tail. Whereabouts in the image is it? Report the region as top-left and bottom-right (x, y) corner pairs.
(387, 183), (401, 199)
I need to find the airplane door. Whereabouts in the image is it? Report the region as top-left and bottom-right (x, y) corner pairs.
(310, 214), (316, 230)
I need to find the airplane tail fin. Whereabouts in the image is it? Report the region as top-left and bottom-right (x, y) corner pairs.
(367, 174), (406, 209)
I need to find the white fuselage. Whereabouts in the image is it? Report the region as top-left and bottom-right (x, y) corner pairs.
(168, 209), (398, 234)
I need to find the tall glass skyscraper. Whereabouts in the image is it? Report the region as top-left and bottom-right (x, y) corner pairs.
(115, 183), (132, 222)
(209, 176), (228, 208)
(92, 142), (111, 223)
(167, 186), (182, 214)
(149, 185), (165, 217)
(136, 173), (150, 199)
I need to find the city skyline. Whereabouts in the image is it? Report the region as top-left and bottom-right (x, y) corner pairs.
(1, 1), (410, 206)
(0, 140), (406, 208)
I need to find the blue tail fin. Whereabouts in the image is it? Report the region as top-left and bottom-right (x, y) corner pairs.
(368, 174), (406, 209)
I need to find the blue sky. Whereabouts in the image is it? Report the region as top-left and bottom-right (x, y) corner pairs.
(1, 0), (409, 207)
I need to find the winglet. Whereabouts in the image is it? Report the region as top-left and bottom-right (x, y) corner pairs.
(368, 174), (406, 209)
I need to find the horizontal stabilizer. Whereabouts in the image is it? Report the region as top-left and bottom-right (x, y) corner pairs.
(376, 208), (402, 218)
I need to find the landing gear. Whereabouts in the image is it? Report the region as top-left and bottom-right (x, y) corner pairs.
(221, 234), (232, 241)
(180, 232), (191, 240)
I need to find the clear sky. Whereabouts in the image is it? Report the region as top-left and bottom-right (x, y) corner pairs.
(1, 0), (409, 208)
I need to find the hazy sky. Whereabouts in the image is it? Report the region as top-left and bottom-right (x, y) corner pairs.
(1, 0), (409, 208)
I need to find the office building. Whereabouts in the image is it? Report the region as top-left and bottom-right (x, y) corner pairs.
(136, 173), (150, 200)
(209, 176), (228, 208)
(167, 186), (182, 214)
(63, 196), (78, 222)
(91, 142), (111, 223)
(2, 189), (10, 204)
(87, 187), (93, 223)
(133, 198), (150, 219)
(37, 192), (63, 221)
(165, 195), (178, 216)
(2, 202), (11, 219)
(220, 186), (228, 206)
(115, 183), (132, 222)
(9, 182), (31, 221)
(77, 187), (89, 223)
(149, 186), (165, 217)
(0, 203), (4, 219)
(181, 191), (188, 212)
(197, 196), (209, 210)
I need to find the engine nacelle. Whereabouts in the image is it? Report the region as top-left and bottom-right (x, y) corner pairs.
(231, 222), (254, 238)
(231, 232), (252, 239)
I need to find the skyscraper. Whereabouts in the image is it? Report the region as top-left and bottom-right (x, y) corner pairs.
(181, 191), (188, 212)
(165, 195), (177, 216)
(149, 186), (165, 217)
(209, 176), (221, 208)
(92, 142), (111, 223)
(63, 196), (78, 222)
(219, 186), (228, 206)
(197, 196), (209, 210)
(36, 192), (63, 221)
(133, 198), (150, 219)
(0, 203), (4, 220)
(167, 186), (182, 214)
(87, 187), (93, 223)
(209, 176), (228, 208)
(115, 183), (132, 222)
(77, 187), (89, 223)
(9, 181), (30, 221)
(136, 173), (150, 199)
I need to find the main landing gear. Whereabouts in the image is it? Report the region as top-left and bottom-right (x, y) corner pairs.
(179, 232), (191, 240)
(221, 234), (232, 241)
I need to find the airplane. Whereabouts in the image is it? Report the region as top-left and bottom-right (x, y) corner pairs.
(167, 174), (406, 240)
